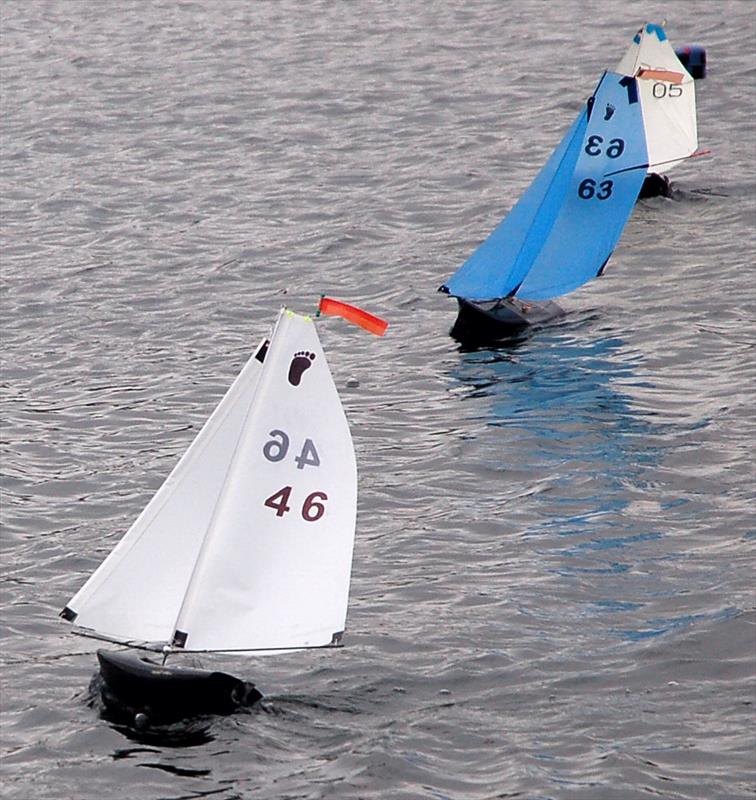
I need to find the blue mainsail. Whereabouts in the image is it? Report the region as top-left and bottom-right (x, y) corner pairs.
(442, 72), (648, 303)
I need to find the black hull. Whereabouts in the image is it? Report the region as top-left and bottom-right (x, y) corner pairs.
(97, 649), (262, 723)
(639, 173), (671, 199)
(450, 297), (565, 344)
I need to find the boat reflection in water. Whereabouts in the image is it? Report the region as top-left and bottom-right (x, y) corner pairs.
(446, 320), (731, 645)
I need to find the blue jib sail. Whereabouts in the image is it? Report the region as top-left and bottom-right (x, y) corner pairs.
(442, 72), (648, 302)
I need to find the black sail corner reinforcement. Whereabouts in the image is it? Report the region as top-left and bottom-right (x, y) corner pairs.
(60, 606), (77, 622)
(586, 94), (595, 121)
(618, 75), (639, 104)
(254, 338), (270, 363)
(172, 629), (188, 648)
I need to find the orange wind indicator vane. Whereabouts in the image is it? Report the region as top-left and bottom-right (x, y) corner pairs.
(317, 296), (389, 337)
(636, 68), (684, 84)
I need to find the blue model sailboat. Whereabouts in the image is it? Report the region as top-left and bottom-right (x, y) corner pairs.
(440, 71), (649, 342)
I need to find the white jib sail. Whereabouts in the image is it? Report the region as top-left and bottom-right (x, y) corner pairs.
(64, 309), (358, 653)
(63, 335), (268, 644)
(615, 23), (698, 172)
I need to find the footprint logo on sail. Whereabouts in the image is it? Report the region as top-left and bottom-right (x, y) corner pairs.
(288, 351), (315, 386)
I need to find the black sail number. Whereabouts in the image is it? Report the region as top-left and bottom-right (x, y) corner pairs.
(605, 139), (625, 158)
(596, 180), (613, 200)
(653, 82), (683, 99)
(578, 178), (614, 201)
(584, 135), (625, 159)
(585, 135), (603, 156)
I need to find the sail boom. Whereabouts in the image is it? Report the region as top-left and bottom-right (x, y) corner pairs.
(603, 162), (650, 178)
(69, 626), (170, 652)
(607, 146), (710, 178)
(161, 642), (343, 655)
(68, 626), (344, 656)
(647, 148), (710, 171)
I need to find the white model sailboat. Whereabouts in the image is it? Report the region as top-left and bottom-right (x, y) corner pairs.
(61, 308), (364, 722)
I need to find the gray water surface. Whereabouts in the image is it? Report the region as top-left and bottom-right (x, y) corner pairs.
(1, 2), (754, 798)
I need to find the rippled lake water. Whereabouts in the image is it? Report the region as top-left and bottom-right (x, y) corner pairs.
(1, 1), (754, 798)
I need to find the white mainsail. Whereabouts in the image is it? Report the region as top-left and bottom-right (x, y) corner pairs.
(615, 22), (698, 172)
(63, 310), (357, 653)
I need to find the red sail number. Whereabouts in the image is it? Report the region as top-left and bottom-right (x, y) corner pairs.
(302, 491), (328, 522)
(264, 486), (292, 517)
(263, 487), (328, 522)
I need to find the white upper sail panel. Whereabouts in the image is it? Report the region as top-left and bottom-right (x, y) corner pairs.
(615, 23), (697, 172)
(173, 310), (357, 652)
(63, 336), (268, 644)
